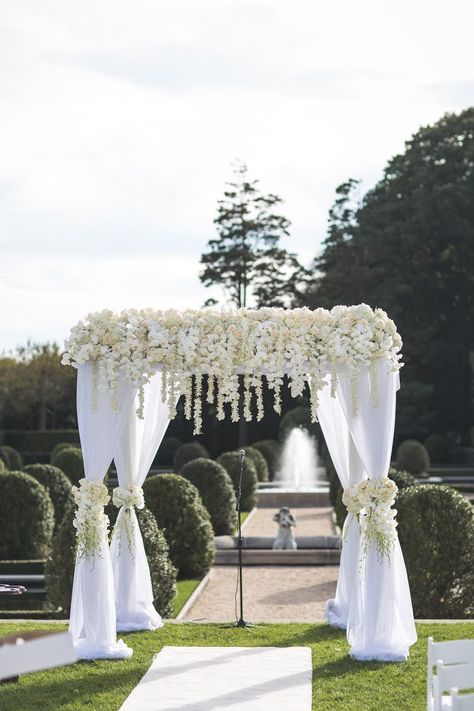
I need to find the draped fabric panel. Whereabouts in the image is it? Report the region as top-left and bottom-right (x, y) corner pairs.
(336, 361), (417, 661)
(69, 363), (136, 659)
(111, 373), (175, 632)
(317, 379), (365, 629)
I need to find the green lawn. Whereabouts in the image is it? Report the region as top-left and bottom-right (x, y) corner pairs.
(172, 579), (201, 617)
(1, 622), (473, 710)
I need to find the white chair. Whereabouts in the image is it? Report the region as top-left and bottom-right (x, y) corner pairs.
(428, 638), (474, 710)
(434, 661), (474, 710)
(450, 688), (474, 711)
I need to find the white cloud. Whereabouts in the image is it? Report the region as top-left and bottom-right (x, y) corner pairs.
(1, 0), (473, 348)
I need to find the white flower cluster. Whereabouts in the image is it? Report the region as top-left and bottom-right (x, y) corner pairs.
(62, 304), (403, 434)
(72, 479), (110, 562)
(342, 477), (398, 561)
(112, 483), (145, 510)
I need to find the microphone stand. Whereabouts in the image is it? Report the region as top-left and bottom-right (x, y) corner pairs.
(236, 448), (248, 628)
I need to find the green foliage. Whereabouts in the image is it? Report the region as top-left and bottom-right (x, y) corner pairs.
(180, 458), (237, 535)
(279, 405), (320, 442)
(155, 436), (182, 466)
(50, 442), (77, 460)
(396, 439), (430, 475)
(216, 451), (258, 511)
(0, 445), (23, 470)
(200, 161), (305, 308)
(250, 439), (281, 481)
(51, 446), (84, 484)
(44, 500), (76, 612)
(0, 470), (54, 559)
(301, 109), (474, 440)
(22, 464), (74, 533)
(143, 473), (215, 577)
(0, 430), (80, 455)
(135, 508), (177, 619)
(397, 485), (474, 618)
(423, 433), (453, 464)
(173, 441), (210, 472)
(46, 504), (177, 617)
(388, 467), (419, 491)
(0, 458), (5, 473)
(244, 446), (269, 482)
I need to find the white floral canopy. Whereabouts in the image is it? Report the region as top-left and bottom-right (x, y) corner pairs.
(64, 304), (416, 664)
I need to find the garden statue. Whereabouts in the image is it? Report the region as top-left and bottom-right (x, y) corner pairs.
(272, 506), (297, 550)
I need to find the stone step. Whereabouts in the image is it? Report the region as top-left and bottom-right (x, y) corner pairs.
(256, 490), (330, 508)
(214, 548), (340, 566)
(215, 535), (340, 550)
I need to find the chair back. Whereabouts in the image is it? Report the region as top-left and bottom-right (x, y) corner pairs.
(428, 638), (474, 711)
(437, 661), (474, 694)
(451, 689), (474, 711)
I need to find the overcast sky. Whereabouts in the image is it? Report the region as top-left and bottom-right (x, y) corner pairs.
(1, 0), (473, 351)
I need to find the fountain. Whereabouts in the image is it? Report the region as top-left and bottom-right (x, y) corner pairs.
(274, 427), (324, 489)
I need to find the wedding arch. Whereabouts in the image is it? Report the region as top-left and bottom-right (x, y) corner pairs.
(63, 304), (417, 662)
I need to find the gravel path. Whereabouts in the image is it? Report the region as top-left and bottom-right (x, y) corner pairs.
(182, 565), (339, 623)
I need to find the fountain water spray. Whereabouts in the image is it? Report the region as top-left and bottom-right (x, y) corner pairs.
(275, 427), (322, 489)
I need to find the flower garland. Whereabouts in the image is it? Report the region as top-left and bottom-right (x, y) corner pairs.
(72, 479), (110, 562)
(62, 304), (403, 434)
(112, 483), (145, 556)
(342, 477), (398, 562)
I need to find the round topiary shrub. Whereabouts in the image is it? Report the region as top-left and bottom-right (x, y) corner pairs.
(143, 473), (215, 577)
(388, 467), (419, 492)
(395, 439), (430, 476)
(279, 405), (321, 442)
(155, 436), (182, 466)
(173, 441), (210, 472)
(0, 458), (5, 473)
(0, 445), (23, 470)
(397, 485), (474, 618)
(250, 439), (281, 481)
(0, 470), (54, 559)
(180, 458), (237, 535)
(216, 451), (258, 512)
(50, 442), (78, 461)
(423, 433), (453, 464)
(51, 446), (84, 485)
(23, 464), (74, 533)
(46, 503), (178, 617)
(244, 446), (269, 482)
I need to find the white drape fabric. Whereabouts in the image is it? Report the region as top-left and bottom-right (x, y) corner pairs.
(317, 379), (365, 629)
(111, 373), (174, 632)
(336, 360), (417, 661)
(69, 363), (136, 660)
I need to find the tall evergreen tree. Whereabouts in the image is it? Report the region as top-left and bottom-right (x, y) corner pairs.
(302, 109), (474, 441)
(200, 162), (305, 307)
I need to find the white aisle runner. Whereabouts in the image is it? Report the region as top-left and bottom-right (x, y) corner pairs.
(119, 646), (312, 711)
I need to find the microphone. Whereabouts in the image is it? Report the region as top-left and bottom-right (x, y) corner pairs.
(239, 449), (245, 464)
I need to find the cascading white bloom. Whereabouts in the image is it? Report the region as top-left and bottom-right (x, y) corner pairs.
(342, 477), (399, 562)
(63, 304), (403, 434)
(72, 479), (110, 562)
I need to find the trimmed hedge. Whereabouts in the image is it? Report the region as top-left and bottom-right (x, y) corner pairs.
(388, 467), (419, 491)
(0, 458), (5, 474)
(173, 441), (210, 472)
(23, 464), (74, 533)
(0, 470), (54, 559)
(396, 439), (430, 475)
(46, 503), (177, 617)
(155, 436), (182, 466)
(180, 458), (237, 535)
(245, 446), (269, 482)
(423, 433), (453, 464)
(51, 447), (84, 485)
(143, 473), (215, 577)
(397, 485), (474, 618)
(0, 430), (80, 454)
(50, 442), (78, 461)
(216, 451), (258, 512)
(0, 445), (23, 470)
(250, 439), (281, 481)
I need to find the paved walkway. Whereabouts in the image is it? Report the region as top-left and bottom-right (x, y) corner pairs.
(182, 505), (338, 623)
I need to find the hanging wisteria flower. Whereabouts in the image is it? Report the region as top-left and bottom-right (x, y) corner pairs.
(63, 304), (403, 434)
(112, 483), (145, 556)
(72, 479), (110, 562)
(342, 477), (398, 562)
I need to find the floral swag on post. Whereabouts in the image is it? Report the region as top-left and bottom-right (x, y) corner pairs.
(62, 304), (403, 435)
(72, 479), (110, 562)
(342, 478), (398, 562)
(112, 484), (145, 556)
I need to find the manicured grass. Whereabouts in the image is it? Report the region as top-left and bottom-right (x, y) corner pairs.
(1, 622), (473, 710)
(172, 578), (201, 617)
